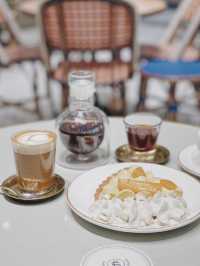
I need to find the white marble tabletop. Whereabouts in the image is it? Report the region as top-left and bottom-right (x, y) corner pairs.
(0, 118), (199, 266)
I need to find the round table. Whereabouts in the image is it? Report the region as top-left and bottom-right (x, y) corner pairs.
(0, 118), (199, 266)
(18, 0), (167, 17)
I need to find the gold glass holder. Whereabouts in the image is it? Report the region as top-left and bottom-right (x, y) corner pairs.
(115, 145), (170, 164)
(0, 174), (65, 202)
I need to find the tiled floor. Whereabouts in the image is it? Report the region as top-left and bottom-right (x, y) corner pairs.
(0, 8), (199, 127)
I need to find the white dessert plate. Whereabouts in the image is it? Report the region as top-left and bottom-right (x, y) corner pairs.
(66, 162), (200, 233)
(179, 145), (200, 178)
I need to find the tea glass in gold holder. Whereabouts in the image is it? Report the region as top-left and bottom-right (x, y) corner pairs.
(11, 130), (57, 195)
(124, 113), (162, 160)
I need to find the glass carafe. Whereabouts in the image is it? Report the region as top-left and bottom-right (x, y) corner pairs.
(56, 71), (110, 170)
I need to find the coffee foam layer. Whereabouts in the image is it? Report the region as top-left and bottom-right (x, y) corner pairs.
(13, 130), (56, 155)
(17, 132), (52, 145)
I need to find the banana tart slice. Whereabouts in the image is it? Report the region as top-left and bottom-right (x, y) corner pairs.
(95, 167), (182, 200)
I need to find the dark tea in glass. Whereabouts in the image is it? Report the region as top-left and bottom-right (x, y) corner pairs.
(124, 113), (162, 152)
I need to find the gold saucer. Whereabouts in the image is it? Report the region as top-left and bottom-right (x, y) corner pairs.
(1, 174), (65, 202)
(115, 145), (169, 164)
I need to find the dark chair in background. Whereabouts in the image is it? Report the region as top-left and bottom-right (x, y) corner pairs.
(39, 0), (138, 115)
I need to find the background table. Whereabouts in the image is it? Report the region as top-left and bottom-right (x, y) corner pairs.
(18, 0), (167, 17)
(0, 118), (199, 266)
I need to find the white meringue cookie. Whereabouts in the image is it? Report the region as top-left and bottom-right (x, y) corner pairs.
(91, 190), (188, 227)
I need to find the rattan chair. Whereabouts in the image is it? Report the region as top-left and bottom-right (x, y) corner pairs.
(0, 0), (42, 117)
(39, 0), (137, 115)
(141, 0), (200, 61)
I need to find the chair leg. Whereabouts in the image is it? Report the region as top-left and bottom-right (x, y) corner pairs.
(119, 81), (127, 116)
(166, 81), (178, 121)
(61, 82), (69, 110)
(46, 73), (51, 99)
(193, 82), (200, 110)
(46, 73), (58, 118)
(32, 62), (42, 119)
(136, 75), (148, 112)
(94, 91), (99, 107)
(109, 82), (125, 116)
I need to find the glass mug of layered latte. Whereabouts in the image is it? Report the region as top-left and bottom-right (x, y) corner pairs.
(11, 130), (57, 194)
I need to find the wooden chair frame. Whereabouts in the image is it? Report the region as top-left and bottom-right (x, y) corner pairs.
(141, 0), (200, 61)
(160, 0), (200, 46)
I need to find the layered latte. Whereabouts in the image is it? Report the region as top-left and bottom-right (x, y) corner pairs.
(12, 130), (56, 193)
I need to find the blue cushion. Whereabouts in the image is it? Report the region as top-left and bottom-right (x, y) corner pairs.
(140, 60), (200, 79)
